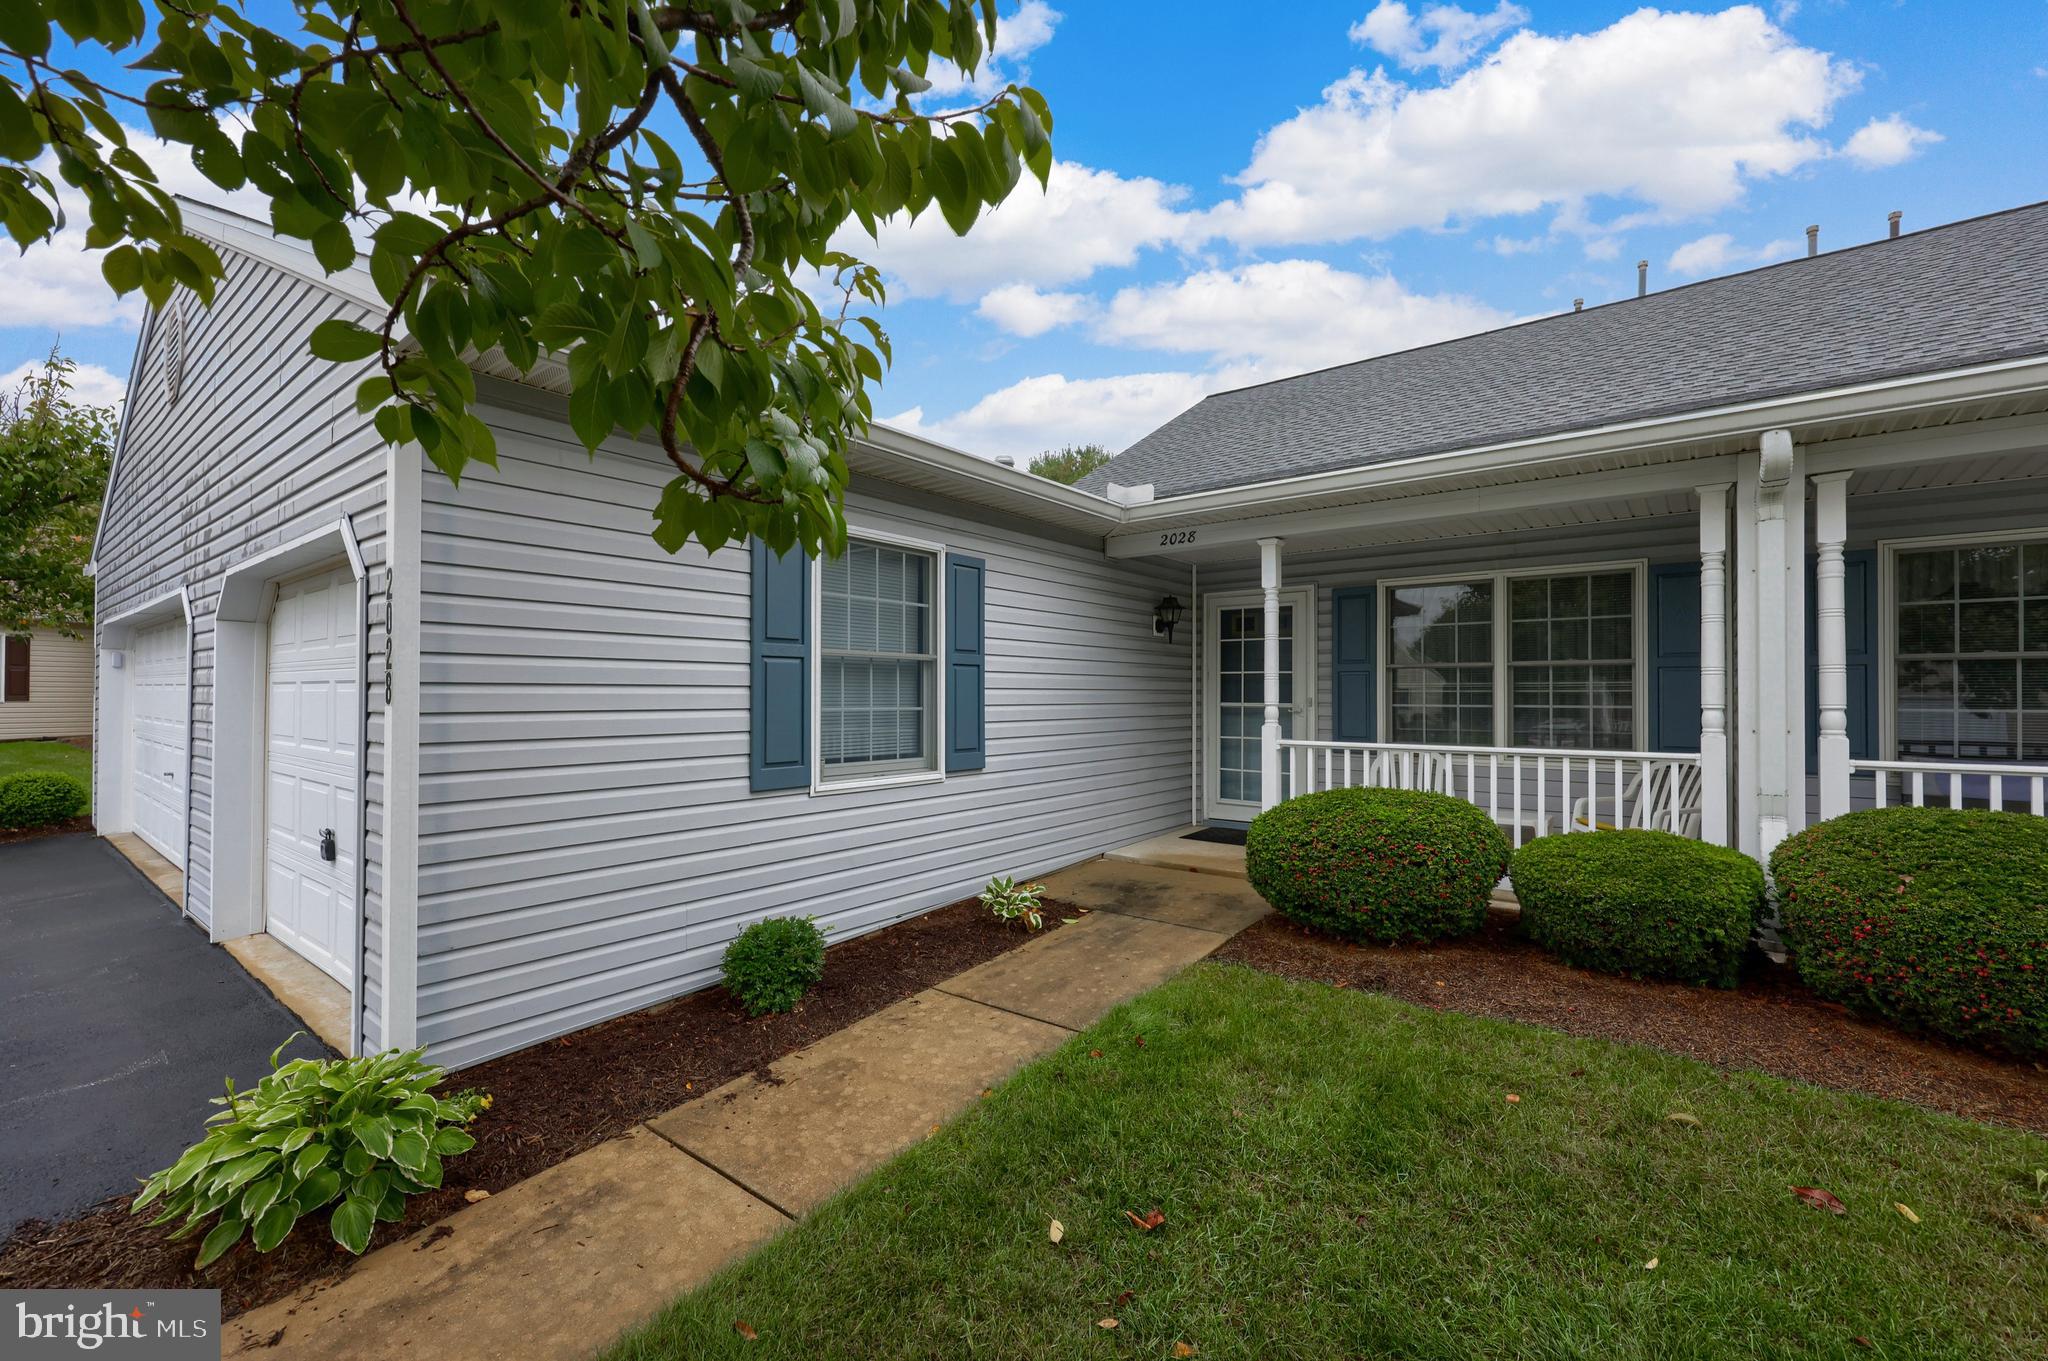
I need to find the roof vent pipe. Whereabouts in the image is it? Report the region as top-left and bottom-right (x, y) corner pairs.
(1888, 210), (1902, 239)
(995, 455), (1016, 468)
(1806, 224), (1819, 257)
(1572, 297), (1583, 312)
(1635, 260), (1647, 297)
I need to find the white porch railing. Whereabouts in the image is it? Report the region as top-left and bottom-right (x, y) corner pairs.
(1279, 740), (1704, 849)
(1851, 758), (2048, 815)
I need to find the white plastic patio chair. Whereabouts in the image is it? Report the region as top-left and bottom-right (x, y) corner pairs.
(1567, 762), (1703, 837)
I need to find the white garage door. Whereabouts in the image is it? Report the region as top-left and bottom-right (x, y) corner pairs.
(264, 565), (360, 986)
(129, 620), (188, 863)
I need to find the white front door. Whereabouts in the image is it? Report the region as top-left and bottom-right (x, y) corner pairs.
(1205, 588), (1315, 823)
(128, 620), (187, 862)
(263, 565), (360, 986)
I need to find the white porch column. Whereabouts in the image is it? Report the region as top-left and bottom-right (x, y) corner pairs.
(1752, 429), (1802, 855)
(1258, 536), (1283, 812)
(1697, 483), (1733, 846)
(1814, 471), (1852, 820)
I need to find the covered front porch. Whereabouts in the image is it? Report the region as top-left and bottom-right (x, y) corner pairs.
(1113, 408), (2048, 861)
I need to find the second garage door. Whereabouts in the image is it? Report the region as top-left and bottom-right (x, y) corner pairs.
(263, 565), (360, 986)
(128, 620), (188, 863)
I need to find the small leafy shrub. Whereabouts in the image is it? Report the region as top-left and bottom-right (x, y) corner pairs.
(1245, 787), (1510, 944)
(1510, 830), (1763, 987)
(1772, 808), (2048, 1057)
(134, 1038), (486, 1266)
(0, 770), (87, 828)
(722, 916), (827, 1016)
(980, 875), (1048, 930)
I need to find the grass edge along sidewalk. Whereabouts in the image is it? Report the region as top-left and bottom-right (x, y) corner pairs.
(608, 962), (2048, 1361)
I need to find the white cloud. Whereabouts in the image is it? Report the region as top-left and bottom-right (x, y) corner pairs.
(1095, 260), (1511, 373)
(976, 283), (1092, 337)
(0, 358), (128, 408)
(883, 366), (1260, 459)
(1350, 1), (1528, 72)
(0, 123), (273, 334)
(841, 160), (1193, 300)
(1203, 6), (1859, 249)
(1666, 231), (1802, 278)
(917, 2), (1062, 100)
(1841, 113), (1942, 168)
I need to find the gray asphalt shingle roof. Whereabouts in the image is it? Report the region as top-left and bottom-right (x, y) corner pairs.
(1080, 201), (2048, 499)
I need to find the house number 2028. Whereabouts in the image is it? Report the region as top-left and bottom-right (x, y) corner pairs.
(1158, 530), (1197, 546)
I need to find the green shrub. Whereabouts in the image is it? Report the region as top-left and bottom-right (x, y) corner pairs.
(134, 1038), (486, 1266)
(722, 916), (827, 1016)
(1510, 830), (1763, 987)
(1771, 807), (2048, 1057)
(1245, 787), (1510, 944)
(0, 770), (87, 828)
(979, 875), (1048, 930)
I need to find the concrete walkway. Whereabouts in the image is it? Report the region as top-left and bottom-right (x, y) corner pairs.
(224, 858), (1269, 1359)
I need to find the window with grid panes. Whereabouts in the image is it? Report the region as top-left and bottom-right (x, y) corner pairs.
(1894, 540), (2048, 763)
(819, 540), (937, 779)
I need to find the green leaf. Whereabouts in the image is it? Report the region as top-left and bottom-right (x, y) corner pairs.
(251, 1201), (298, 1253)
(309, 319), (383, 363)
(390, 1129), (429, 1173)
(295, 1168), (343, 1213)
(350, 1115), (394, 1160)
(100, 243), (144, 294)
(240, 1174), (283, 1222)
(311, 220), (354, 274)
(330, 1196), (375, 1255)
(430, 1127), (477, 1157)
(196, 1216), (244, 1268)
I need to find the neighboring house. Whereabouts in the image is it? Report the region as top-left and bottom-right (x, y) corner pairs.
(0, 629), (93, 742)
(90, 198), (2048, 1068)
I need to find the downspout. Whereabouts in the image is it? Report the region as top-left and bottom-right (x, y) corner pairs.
(1189, 562), (1198, 828)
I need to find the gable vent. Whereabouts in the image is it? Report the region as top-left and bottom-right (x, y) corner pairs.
(161, 302), (185, 406)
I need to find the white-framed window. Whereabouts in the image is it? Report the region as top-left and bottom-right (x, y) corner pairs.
(1886, 532), (2048, 763)
(814, 532), (944, 790)
(1382, 562), (1645, 751)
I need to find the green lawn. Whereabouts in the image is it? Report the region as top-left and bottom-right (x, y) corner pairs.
(0, 739), (91, 808)
(608, 964), (2048, 1361)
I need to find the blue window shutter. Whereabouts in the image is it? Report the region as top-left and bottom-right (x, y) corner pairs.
(1806, 549), (1877, 770)
(1649, 563), (1702, 752)
(750, 538), (810, 792)
(1330, 586), (1376, 742)
(945, 553), (987, 771)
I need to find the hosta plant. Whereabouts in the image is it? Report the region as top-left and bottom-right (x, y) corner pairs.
(981, 876), (1049, 931)
(133, 1037), (487, 1266)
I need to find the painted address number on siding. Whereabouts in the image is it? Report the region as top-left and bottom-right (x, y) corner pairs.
(1158, 530), (1197, 546)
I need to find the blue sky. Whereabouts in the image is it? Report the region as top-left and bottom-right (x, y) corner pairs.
(6, 2), (2047, 458)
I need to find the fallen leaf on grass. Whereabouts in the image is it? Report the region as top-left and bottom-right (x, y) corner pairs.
(1098, 1318), (1119, 1331)
(1114, 1290), (1135, 1307)
(1125, 1208), (1167, 1232)
(1049, 1220), (1064, 1244)
(1089, 1049), (1104, 1059)
(462, 1188), (491, 1204)
(1134, 1035), (1146, 1048)
(1893, 1203), (1920, 1224)
(1505, 1093), (1521, 1104)
(1173, 1344), (1198, 1358)
(733, 1320), (758, 1341)
(1792, 1186), (1847, 1215)
(1644, 1258), (1658, 1271)
(1666, 1113), (1701, 1127)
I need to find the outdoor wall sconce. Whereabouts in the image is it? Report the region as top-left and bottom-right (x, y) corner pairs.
(1153, 595), (1185, 642)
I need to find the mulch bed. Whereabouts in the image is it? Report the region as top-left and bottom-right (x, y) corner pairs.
(0, 896), (1082, 1317)
(0, 815), (94, 847)
(1214, 911), (2048, 1136)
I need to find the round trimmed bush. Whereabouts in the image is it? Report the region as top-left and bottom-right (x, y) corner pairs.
(1772, 807), (2048, 1058)
(1510, 830), (1763, 987)
(720, 915), (827, 1016)
(0, 770), (88, 829)
(1245, 787), (1510, 943)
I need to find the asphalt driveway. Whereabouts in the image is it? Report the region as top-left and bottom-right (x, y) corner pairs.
(0, 833), (323, 1234)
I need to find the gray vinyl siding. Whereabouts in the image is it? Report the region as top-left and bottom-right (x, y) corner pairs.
(413, 397), (1191, 1068)
(90, 245), (388, 1041)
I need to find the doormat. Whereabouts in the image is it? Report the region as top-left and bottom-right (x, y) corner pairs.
(1182, 826), (1248, 846)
